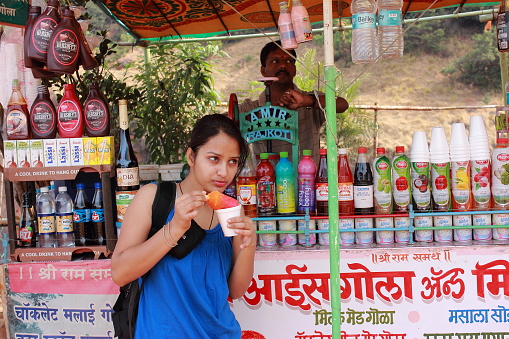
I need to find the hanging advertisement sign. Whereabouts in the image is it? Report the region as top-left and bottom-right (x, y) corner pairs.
(0, 0), (28, 28)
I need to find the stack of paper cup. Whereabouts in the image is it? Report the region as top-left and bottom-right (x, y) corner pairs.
(430, 127), (450, 163)
(469, 115), (490, 161)
(450, 123), (470, 161)
(410, 131), (430, 162)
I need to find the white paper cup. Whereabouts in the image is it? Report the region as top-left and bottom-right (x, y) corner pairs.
(410, 131), (430, 161)
(469, 115), (488, 139)
(450, 123), (469, 148)
(216, 205), (241, 237)
(430, 126), (449, 152)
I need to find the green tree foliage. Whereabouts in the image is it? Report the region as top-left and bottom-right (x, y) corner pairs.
(441, 30), (500, 91)
(130, 42), (225, 164)
(293, 49), (374, 149)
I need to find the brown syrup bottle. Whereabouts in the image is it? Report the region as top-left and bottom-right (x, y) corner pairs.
(28, 0), (60, 63)
(30, 85), (57, 139)
(47, 7), (80, 75)
(70, 16), (99, 70)
(84, 83), (110, 136)
(6, 80), (30, 140)
(24, 6), (45, 69)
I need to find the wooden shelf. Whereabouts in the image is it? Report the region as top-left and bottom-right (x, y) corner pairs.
(4, 165), (114, 182)
(12, 245), (112, 262)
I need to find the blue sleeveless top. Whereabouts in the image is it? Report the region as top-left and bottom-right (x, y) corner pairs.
(134, 209), (241, 338)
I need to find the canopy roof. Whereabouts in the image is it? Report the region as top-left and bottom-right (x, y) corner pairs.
(96, 0), (499, 40)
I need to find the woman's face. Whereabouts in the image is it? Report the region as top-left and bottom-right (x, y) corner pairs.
(187, 131), (241, 193)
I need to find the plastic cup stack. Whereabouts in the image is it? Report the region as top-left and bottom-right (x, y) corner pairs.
(449, 123), (470, 162)
(410, 131), (430, 163)
(469, 115), (490, 161)
(430, 127), (450, 164)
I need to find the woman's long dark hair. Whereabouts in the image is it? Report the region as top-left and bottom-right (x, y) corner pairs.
(188, 114), (249, 176)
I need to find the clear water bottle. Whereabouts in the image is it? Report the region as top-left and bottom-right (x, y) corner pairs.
(56, 186), (75, 247)
(351, 0), (378, 64)
(378, 0), (404, 59)
(36, 186), (56, 248)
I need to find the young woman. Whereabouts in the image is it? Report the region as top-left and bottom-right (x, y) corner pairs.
(111, 114), (256, 338)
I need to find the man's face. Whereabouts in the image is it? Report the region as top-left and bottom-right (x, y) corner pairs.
(261, 49), (296, 86)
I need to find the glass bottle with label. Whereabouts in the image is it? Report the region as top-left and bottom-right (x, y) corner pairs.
(57, 83), (84, 138)
(338, 148), (354, 215)
(84, 83), (110, 137)
(315, 148), (328, 216)
(6, 79), (30, 140)
(19, 192), (37, 247)
(116, 100), (139, 227)
(353, 147), (374, 215)
(238, 157), (257, 218)
(30, 85), (57, 139)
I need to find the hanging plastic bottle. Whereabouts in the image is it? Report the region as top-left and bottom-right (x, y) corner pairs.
(378, 0), (404, 59)
(338, 148), (354, 215)
(278, 1), (298, 50)
(351, 0), (378, 64)
(276, 152), (296, 214)
(497, 0), (509, 52)
(297, 150), (316, 215)
(291, 0), (313, 43)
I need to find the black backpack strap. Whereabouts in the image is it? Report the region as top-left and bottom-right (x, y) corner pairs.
(148, 181), (176, 239)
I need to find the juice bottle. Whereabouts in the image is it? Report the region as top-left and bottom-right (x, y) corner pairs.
(353, 147), (374, 214)
(276, 152), (296, 214)
(57, 83), (84, 138)
(373, 147), (392, 214)
(451, 159), (472, 212)
(431, 162), (451, 212)
(291, 0), (313, 43)
(315, 149), (329, 216)
(392, 146), (411, 212)
(30, 85), (57, 139)
(237, 159), (257, 218)
(411, 161), (431, 212)
(492, 138), (509, 210)
(297, 150), (316, 215)
(471, 158), (491, 211)
(278, 1), (298, 49)
(338, 148), (354, 215)
(256, 153), (276, 215)
(84, 82), (110, 137)
(6, 79), (30, 140)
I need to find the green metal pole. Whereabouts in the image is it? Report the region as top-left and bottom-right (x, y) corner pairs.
(323, 1), (341, 337)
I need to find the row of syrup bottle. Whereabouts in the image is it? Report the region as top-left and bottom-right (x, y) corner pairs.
(6, 80), (110, 140)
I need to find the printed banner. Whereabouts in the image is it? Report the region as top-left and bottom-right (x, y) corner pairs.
(5, 245), (509, 338)
(0, 0), (28, 27)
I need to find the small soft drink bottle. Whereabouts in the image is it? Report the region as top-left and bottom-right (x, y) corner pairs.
(338, 148), (354, 215)
(276, 152), (296, 214)
(73, 183), (91, 246)
(298, 150), (316, 215)
(237, 158), (257, 218)
(91, 182), (105, 245)
(315, 149), (328, 216)
(256, 153), (276, 215)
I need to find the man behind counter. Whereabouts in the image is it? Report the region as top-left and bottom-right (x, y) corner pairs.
(239, 40), (349, 163)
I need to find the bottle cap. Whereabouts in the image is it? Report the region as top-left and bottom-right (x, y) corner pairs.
(376, 147), (386, 154)
(280, 152), (289, 158)
(498, 138), (509, 144)
(319, 149), (327, 155)
(76, 183), (85, 189)
(12, 79), (20, 89)
(260, 153), (268, 160)
(58, 186), (67, 192)
(94, 182), (102, 189)
(41, 187), (49, 193)
(303, 149), (312, 156)
(358, 147), (367, 153)
(395, 146), (405, 153)
(338, 148), (347, 154)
